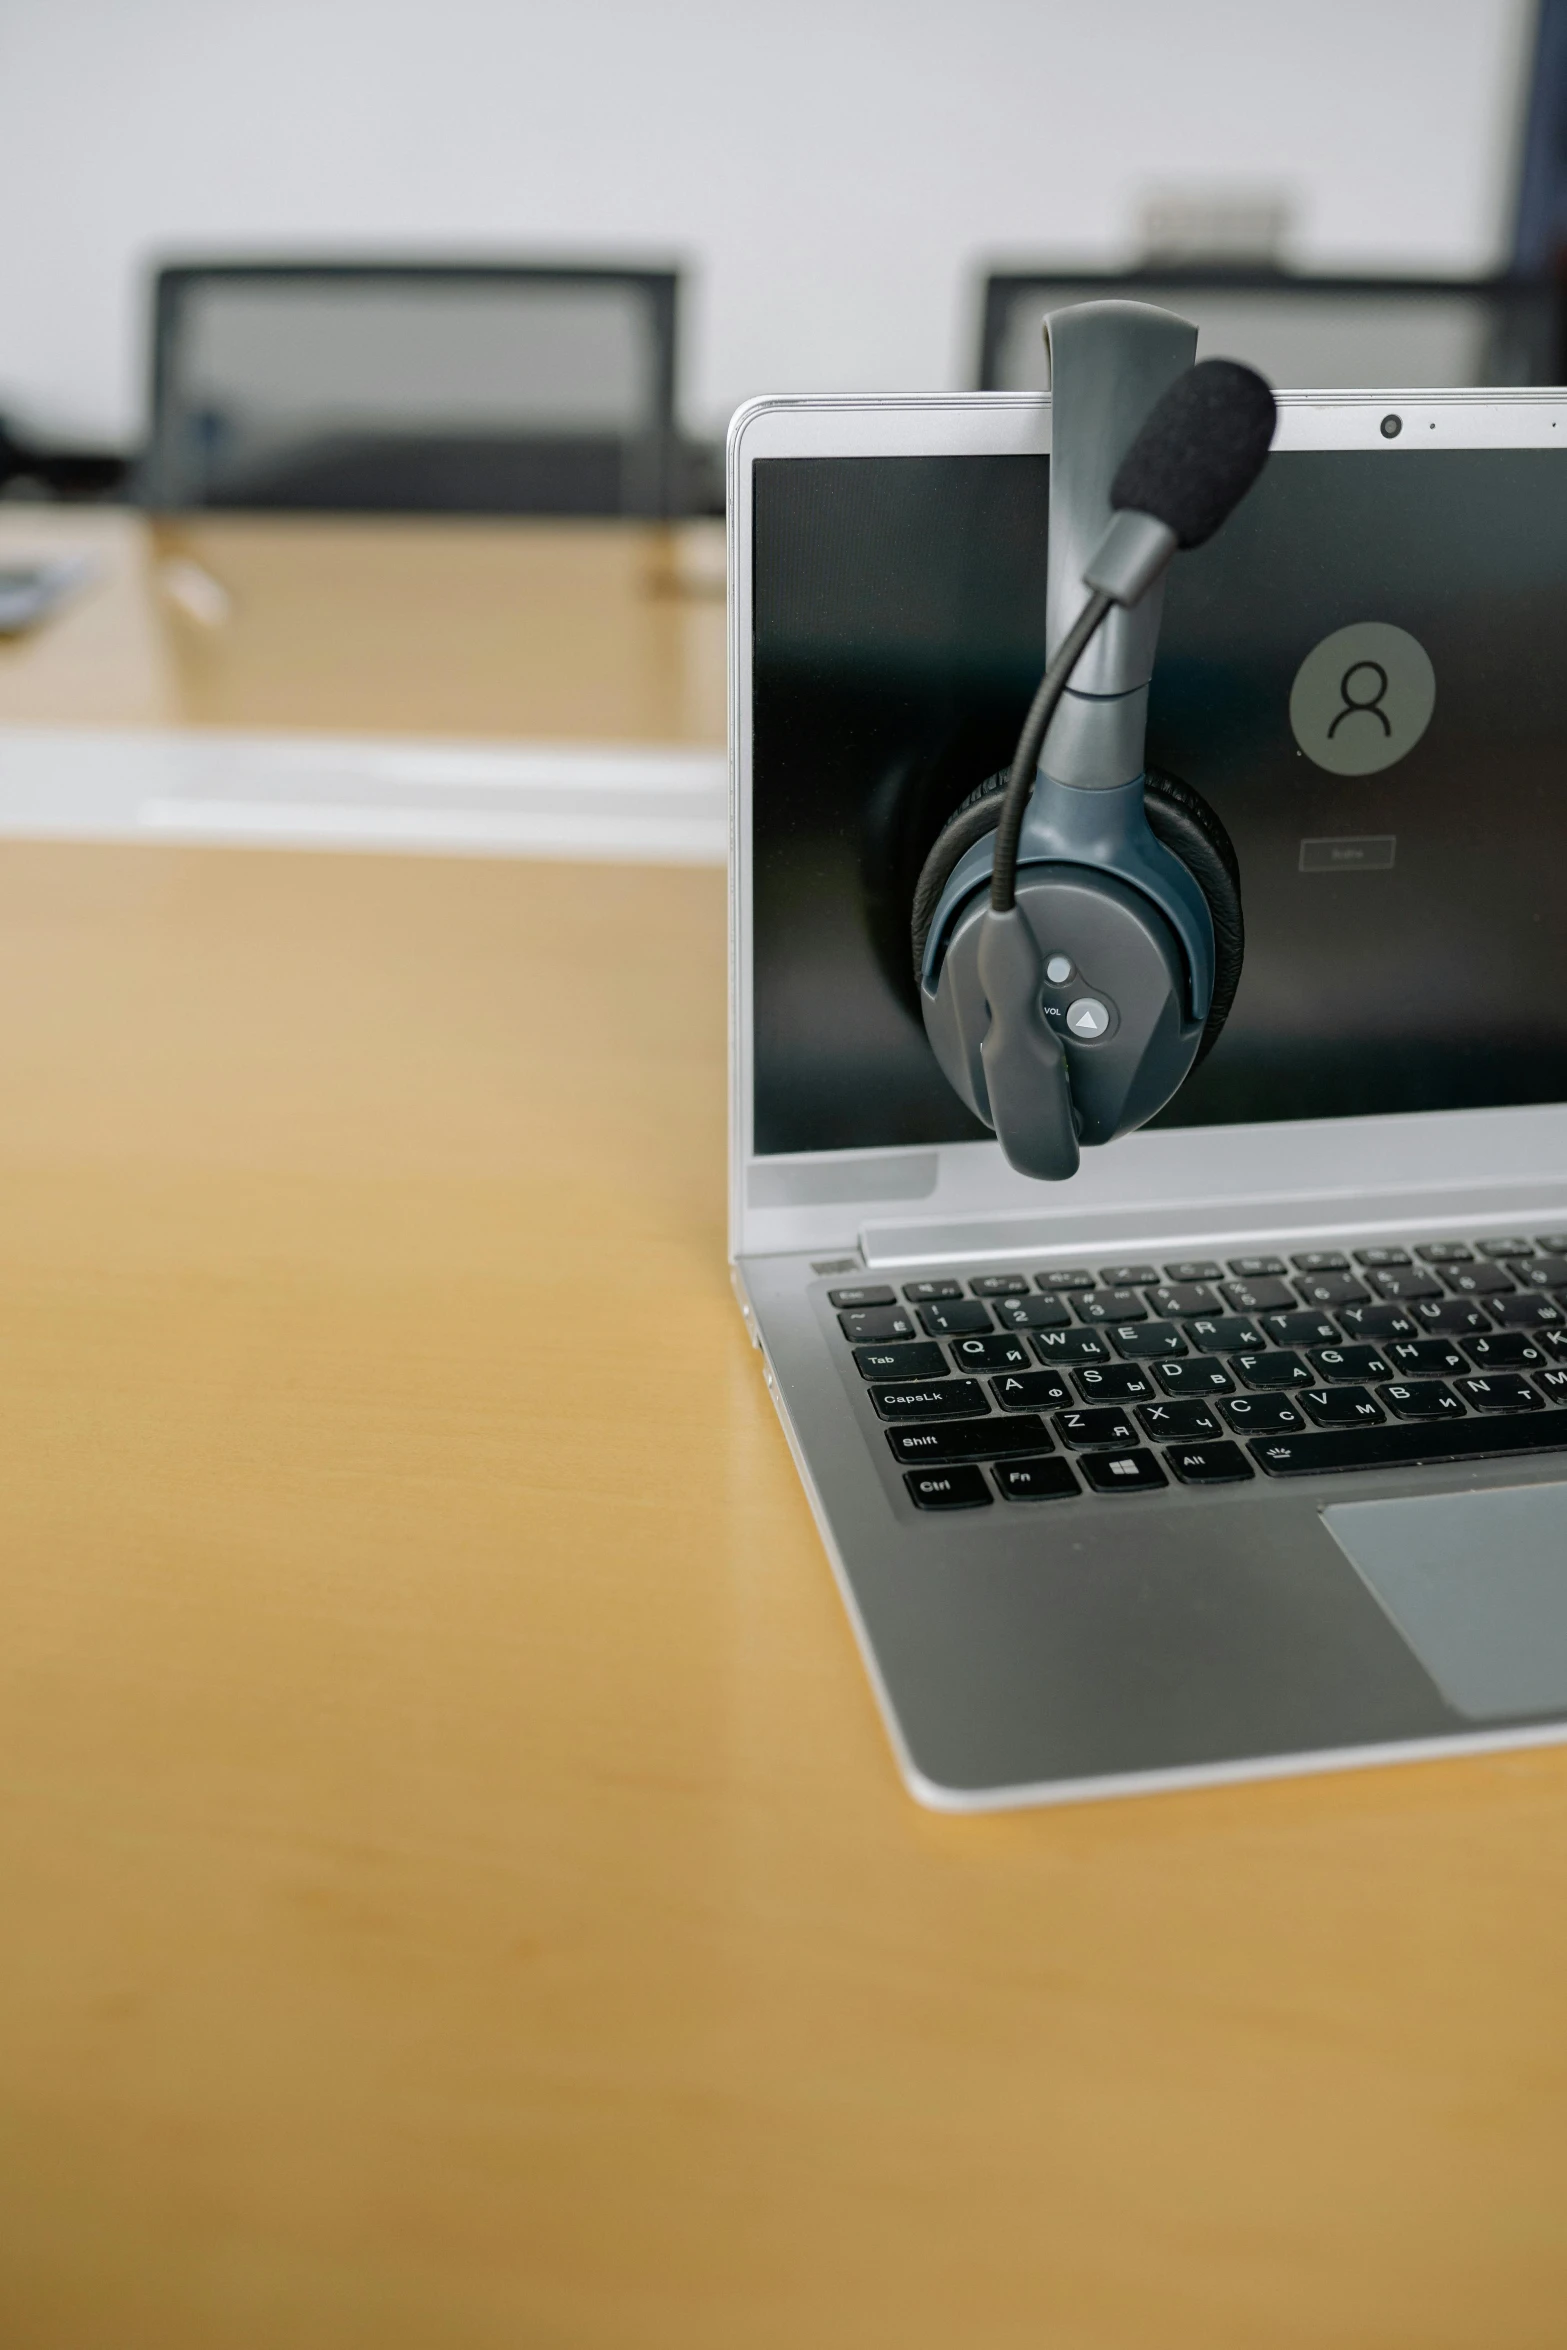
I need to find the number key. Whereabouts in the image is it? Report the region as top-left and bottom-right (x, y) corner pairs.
(918, 1300), (992, 1336)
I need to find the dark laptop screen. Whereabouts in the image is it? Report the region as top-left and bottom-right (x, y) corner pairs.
(750, 446), (1567, 1157)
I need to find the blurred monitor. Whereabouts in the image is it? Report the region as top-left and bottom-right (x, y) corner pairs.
(978, 268), (1563, 393)
(142, 262), (681, 516)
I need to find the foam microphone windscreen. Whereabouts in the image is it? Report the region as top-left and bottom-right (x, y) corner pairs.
(1109, 359), (1277, 549)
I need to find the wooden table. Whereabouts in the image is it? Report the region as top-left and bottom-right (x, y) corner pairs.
(0, 508), (726, 742)
(2, 516), (1566, 2350)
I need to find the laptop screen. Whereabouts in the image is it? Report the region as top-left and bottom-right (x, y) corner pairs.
(751, 447), (1567, 1158)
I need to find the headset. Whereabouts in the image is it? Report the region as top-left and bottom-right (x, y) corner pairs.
(913, 300), (1276, 1181)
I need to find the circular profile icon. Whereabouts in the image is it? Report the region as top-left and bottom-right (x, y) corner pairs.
(1288, 621), (1436, 777)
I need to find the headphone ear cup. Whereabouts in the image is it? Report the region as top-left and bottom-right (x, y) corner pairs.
(909, 769), (1008, 988)
(1141, 769), (1243, 1064)
(911, 766), (1243, 1064)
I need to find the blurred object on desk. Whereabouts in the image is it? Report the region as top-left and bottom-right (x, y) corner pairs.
(142, 262), (685, 519)
(0, 556), (95, 638)
(0, 408), (129, 504)
(0, 509), (725, 743)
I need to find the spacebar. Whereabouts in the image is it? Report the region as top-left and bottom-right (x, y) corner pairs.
(1249, 1407), (1567, 1475)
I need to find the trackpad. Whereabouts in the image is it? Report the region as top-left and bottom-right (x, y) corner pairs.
(1324, 1481), (1567, 1721)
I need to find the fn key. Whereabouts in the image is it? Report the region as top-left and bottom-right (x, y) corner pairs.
(904, 1464), (992, 1509)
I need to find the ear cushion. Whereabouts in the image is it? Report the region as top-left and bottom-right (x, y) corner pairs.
(910, 768), (1243, 1066)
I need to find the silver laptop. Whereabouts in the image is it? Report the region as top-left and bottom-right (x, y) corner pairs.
(726, 384), (1567, 1811)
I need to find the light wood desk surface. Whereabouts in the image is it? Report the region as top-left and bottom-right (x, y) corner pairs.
(0, 508), (726, 743)
(1, 515), (1566, 2348)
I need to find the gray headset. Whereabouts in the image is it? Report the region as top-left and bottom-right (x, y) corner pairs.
(912, 301), (1274, 1181)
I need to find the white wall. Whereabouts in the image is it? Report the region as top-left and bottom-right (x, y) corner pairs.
(0, 0), (1537, 443)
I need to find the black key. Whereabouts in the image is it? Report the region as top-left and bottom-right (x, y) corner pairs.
(1250, 1407), (1567, 1476)
(1477, 1237), (1536, 1258)
(993, 1455), (1079, 1502)
(1298, 1384), (1384, 1426)
(853, 1341), (947, 1381)
(1535, 1233), (1567, 1256)
(1516, 1254), (1567, 1291)
(1098, 1262), (1159, 1288)
(1407, 1298), (1491, 1335)
(994, 1294), (1072, 1331)
(1490, 1292), (1566, 1329)
(1222, 1275), (1294, 1312)
(1075, 1288), (1147, 1323)
(1338, 1303), (1420, 1340)
(1261, 1309), (1338, 1347)
(1232, 1350), (1311, 1388)
(1219, 1393), (1306, 1433)
(1031, 1328), (1109, 1365)
(1055, 1406), (1139, 1449)
(970, 1272), (1028, 1297)
(1136, 1398), (1220, 1440)
(1073, 1362), (1154, 1402)
(1153, 1354), (1233, 1394)
(1378, 1379), (1466, 1421)
(903, 1278), (962, 1302)
(948, 1334), (1031, 1373)
(828, 1283), (893, 1308)
(1416, 1240), (1473, 1262)
(1354, 1245), (1411, 1267)
(1146, 1282), (1223, 1318)
(1108, 1320), (1188, 1360)
(1187, 1315), (1264, 1353)
(992, 1369), (1071, 1412)
(1228, 1255), (1287, 1276)
(1036, 1267), (1095, 1290)
(839, 1305), (916, 1343)
(1163, 1258), (1221, 1281)
(1463, 1334), (1545, 1370)
(869, 1378), (987, 1421)
(905, 1464), (992, 1509)
(1454, 1374), (1543, 1414)
(1165, 1439), (1253, 1485)
(1443, 1261), (1515, 1297)
(1534, 1367), (1567, 1403)
(1292, 1249), (1350, 1271)
(1385, 1337), (1467, 1377)
(887, 1415), (1050, 1464)
(1294, 1271), (1371, 1307)
(918, 1300), (993, 1337)
(1547, 1332), (1567, 1361)
(1080, 1449), (1168, 1494)
(1309, 1343), (1391, 1383)
(1366, 1266), (1442, 1301)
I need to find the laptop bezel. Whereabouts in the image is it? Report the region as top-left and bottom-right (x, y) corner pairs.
(728, 388), (1567, 1270)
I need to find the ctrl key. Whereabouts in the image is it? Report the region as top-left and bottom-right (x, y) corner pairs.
(905, 1464), (993, 1510)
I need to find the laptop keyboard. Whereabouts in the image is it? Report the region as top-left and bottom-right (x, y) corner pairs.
(828, 1235), (1567, 1509)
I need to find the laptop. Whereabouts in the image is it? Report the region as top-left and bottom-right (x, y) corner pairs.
(727, 384), (1567, 1810)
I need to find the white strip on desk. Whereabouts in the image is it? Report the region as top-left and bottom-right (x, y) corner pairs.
(0, 729), (729, 865)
